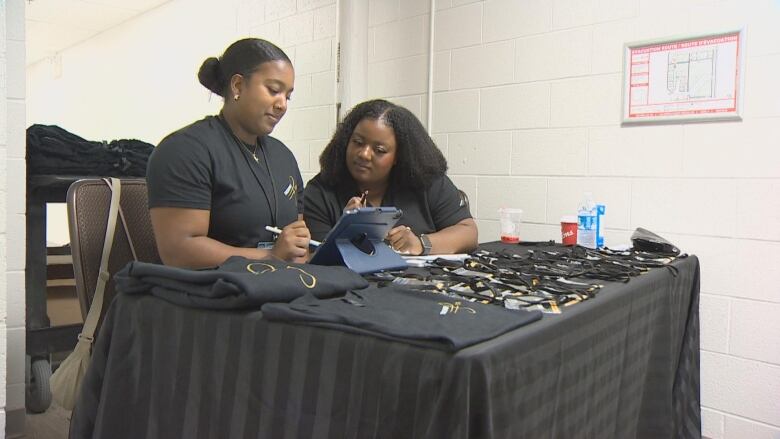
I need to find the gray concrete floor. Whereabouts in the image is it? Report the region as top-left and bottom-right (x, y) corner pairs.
(24, 402), (70, 439)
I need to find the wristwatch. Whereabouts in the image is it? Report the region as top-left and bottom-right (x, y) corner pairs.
(419, 234), (432, 256)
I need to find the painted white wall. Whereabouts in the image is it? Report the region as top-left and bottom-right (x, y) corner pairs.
(2, 0), (28, 435)
(24, 0), (780, 437)
(366, 0), (432, 124)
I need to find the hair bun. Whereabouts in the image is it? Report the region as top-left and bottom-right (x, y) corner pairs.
(197, 57), (224, 95)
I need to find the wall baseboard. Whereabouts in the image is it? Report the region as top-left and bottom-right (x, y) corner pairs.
(5, 407), (26, 438)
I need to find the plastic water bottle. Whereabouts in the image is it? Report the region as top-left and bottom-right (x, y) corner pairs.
(577, 192), (597, 248)
(595, 204), (606, 248)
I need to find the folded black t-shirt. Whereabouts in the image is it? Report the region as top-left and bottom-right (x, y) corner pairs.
(261, 286), (542, 351)
(115, 256), (369, 309)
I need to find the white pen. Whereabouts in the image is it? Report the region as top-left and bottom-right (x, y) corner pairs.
(265, 226), (322, 247)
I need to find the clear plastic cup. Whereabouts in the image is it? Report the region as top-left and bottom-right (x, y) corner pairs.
(498, 208), (523, 243)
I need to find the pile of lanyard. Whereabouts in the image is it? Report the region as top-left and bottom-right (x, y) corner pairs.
(367, 244), (683, 314)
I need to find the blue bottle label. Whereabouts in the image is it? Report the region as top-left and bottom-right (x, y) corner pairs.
(578, 214), (596, 230)
(577, 213), (597, 248)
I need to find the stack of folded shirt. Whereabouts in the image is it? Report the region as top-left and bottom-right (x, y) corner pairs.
(115, 256), (369, 309)
(27, 124), (154, 176)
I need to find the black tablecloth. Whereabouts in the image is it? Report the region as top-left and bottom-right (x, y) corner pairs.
(70, 246), (701, 439)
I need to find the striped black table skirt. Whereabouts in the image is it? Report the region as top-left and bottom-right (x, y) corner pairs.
(70, 253), (700, 439)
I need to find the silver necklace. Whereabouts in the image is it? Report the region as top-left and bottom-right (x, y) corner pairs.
(250, 142), (259, 162)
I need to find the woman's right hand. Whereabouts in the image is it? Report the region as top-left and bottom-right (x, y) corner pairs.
(344, 196), (364, 212)
(270, 220), (311, 263)
(344, 190), (368, 212)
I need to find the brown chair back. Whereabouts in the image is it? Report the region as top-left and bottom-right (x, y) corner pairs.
(66, 179), (160, 326)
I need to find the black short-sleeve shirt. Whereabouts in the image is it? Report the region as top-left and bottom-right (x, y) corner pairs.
(147, 116), (304, 248)
(303, 173), (472, 242)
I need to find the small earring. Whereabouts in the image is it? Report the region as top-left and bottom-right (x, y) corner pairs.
(234, 94), (240, 101)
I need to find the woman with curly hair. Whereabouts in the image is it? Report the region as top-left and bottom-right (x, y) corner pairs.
(303, 99), (478, 255)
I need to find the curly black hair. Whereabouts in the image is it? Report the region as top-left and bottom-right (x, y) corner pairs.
(319, 99), (447, 189)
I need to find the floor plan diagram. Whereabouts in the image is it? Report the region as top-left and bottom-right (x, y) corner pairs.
(666, 49), (717, 100)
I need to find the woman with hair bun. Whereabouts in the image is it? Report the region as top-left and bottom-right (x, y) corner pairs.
(147, 38), (310, 268)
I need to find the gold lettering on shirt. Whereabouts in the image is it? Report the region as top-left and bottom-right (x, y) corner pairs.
(245, 263), (317, 289)
(438, 301), (476, 315)
(284, 176), (298, 200)
(246, 263), (277, 275)
(286, 266), (317, 289)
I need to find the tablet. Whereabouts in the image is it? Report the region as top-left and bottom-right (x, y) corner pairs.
(309, 207), (409, 274)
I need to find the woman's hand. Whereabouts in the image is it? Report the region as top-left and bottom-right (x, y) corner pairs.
(344, 196), (363, 211)
(344, 190), (368, 212)
(271, 220), (311, 263)
(386, 226), (423, 255)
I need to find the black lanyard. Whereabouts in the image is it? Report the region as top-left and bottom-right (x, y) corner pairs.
(217, 115), (279, 228)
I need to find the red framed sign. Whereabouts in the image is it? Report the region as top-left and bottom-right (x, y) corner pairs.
(622, 29), (745, 124)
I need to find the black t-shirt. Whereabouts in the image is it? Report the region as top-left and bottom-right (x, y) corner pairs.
(147, 115), (304, 248)
(262, 286), (542, 351)
(303, 173), (472, 242)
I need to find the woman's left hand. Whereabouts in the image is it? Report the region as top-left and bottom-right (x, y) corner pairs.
(386, 226), (423, 255)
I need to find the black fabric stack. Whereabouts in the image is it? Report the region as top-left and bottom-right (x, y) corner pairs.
(115, 256), (369, 309)
(26, 124), (154, 176)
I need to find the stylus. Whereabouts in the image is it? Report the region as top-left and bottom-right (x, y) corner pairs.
(265, 226), (322, 247)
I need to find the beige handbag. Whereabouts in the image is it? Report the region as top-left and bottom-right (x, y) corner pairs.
(50, 178), (121, 410)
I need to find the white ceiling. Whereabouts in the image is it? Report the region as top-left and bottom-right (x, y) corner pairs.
(26, 0), (172, 66)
